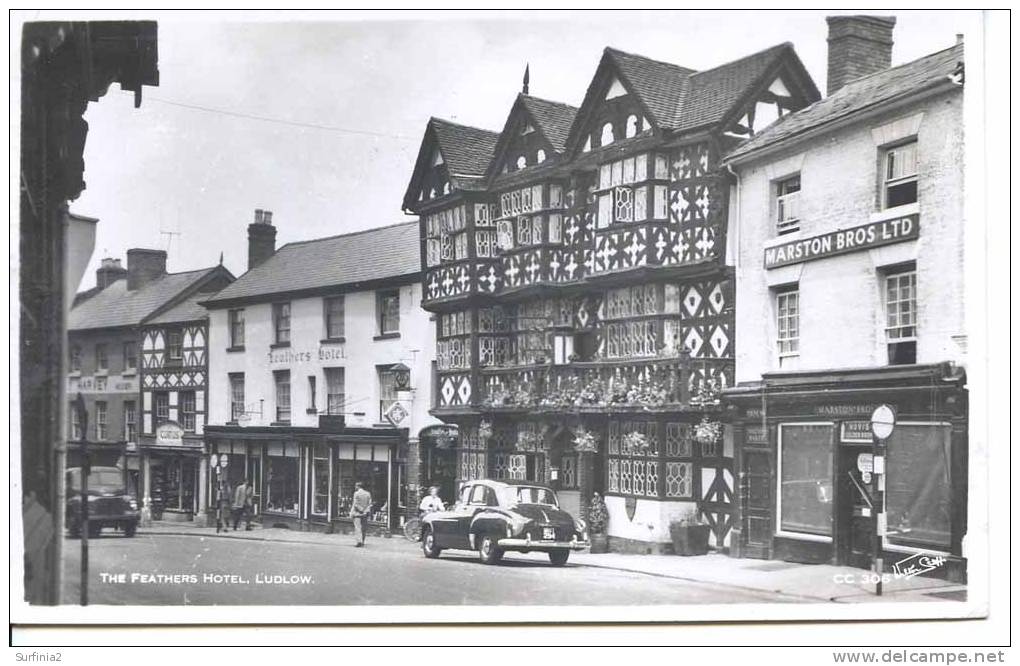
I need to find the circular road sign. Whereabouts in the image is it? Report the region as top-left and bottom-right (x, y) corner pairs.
(870, 404), (896, 440)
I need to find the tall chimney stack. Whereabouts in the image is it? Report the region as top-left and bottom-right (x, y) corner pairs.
(248, 208), (277, 271)
(126, 248), (168, 291)
(826, 15), (896, 96)
(95, 257), (128, 290)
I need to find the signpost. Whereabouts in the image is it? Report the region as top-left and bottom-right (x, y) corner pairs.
(869, 404), (896, 596)
(73, 393), (90, 606)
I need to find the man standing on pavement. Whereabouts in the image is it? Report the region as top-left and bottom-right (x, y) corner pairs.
(232, 480), (254, 531)
(349, 482), (372, 547)
(215, 476), (232, 533)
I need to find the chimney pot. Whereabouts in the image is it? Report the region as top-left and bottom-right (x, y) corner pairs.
(96, 256), (128, 290)
(956, 33), (964, 45)
(254, 209), (264, 224)
(263, 210), (273, 225)
(826, 15), (896, 96)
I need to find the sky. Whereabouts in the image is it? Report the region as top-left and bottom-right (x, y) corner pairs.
(63, 10), (979, 287)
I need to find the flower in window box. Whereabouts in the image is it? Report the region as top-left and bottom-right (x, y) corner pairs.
(478, 419), (493, 442)
(693, 417), (722, 446)
(622, 431), (651, 455)
(572, 426), (598, 453)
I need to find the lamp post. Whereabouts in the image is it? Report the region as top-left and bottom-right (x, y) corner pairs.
(869, 403), (896, 596)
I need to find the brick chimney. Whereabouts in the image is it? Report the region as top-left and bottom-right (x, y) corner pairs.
(248, 208), (277, 271)
(126, 248), (168, 291)
(826, 15), (896, 95)
(95, 257), (127, 290)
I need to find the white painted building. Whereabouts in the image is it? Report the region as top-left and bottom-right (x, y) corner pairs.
(201, 212), (439, 531)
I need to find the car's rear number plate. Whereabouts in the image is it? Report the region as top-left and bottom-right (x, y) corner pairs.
(542, 527), (556, 541)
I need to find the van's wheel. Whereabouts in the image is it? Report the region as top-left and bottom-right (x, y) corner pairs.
(124, 523), (137, 538)
(422, 527), (441, 558)
(549, 550), (570, 566)
(478, 534), (503, 565)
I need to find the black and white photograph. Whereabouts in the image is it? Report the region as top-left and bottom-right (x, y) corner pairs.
(9, 7), (1010, 652)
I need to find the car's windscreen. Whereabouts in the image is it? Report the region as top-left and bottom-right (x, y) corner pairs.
(509, 487), (558, 506)
(67, 469), (123, 490)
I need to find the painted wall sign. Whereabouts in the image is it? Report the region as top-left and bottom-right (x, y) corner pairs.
(155, 421), (185, 447)
(745, 426), (768, 445)
(67, 375), (138, 394)
(763, 215), (919, 269)
(841, 420), (873, 443)
(268, 344), (347, 365)
(814, 403), (877, 417)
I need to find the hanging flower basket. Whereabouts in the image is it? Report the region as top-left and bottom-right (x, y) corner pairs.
(477, 419), (493, 442)
(572, 426), (598, 453)
(516, 429), (540, 451)
(434, 431), (457, 450)
(622, 431), (651, 455)
(693, 418), (722, 446)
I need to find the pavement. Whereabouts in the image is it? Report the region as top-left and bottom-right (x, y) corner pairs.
(133, 520), (966, 604)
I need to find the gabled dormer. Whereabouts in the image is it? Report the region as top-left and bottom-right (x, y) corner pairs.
(565, 48), (693, 158)
(487, 94), (578, 179)
(402, 117), (500, 212)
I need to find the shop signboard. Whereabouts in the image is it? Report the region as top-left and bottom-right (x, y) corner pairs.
(384, 401), (410, 427)
(154, 421), (201, 449)
(841, 420), (872, 443)
(763, 215), (919, 269)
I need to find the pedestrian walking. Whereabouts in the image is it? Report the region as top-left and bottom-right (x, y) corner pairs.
(349, 482), (372, 547)
(215, 476), (232, 533)
(232, 480), (254, 531)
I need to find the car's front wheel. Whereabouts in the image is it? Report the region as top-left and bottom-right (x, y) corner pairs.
(477, 534), (503, 565)
(548, 550), (570, 566)
(422, 527), (442, 559)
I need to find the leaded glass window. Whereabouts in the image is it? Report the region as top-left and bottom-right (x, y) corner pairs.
(654, 185), (668, 219)
(634, 186), (648, 221)
(548, 214), (562, 244)
(666, 422), (693, 457)
(665, 462), (692, 498)
(614, 187), (633, 222)
(608, 460), (620, 492)
(454, 232), (469, 260)
(517, 216), (532, 246)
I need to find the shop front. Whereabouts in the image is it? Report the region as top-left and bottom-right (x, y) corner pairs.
(204, 421), (407, 534)
(724, 363), (968, 582)
(139, 421), (205, 523)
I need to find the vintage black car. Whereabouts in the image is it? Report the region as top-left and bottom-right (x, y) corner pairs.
(66, 466), (140, 538)
(420, 479), (589, 565)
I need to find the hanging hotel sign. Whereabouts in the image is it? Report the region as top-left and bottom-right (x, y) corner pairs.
(384, 401), (410, 427)
(763, 214), (919, 269)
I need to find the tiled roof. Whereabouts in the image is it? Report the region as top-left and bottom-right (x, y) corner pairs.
(519, 95), (578, 152)
(203, 221), (420, 305)
(605, 47), (696, 129)
(726, 43), (963, 162)
(144, 292), (212, 325)
(68, 267), (218, 331)
(677, 43), (797, 131)
(430, 118), (500, 176)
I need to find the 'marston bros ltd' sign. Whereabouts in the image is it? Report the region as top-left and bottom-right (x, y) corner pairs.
(764, 214), (919, 269)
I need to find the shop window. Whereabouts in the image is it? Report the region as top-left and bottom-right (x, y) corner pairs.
(325, 368), (345, 415)
(775, 174), (801, 235)
(885, 424), (953, 550)
(377, 289), (400, 335)
(180, 391), (196, 433)
(777, 424), (833, 538)
(274, 370), (291, 424)
(273, 303), (291, 345)
(885, 268), (917, 365)
(167, 331), (183, 361)
(323, 296), (344, 340)
(882, 140), (918, 209)
(311, 443), (330, 517)
(95, 401), (107, 441)
(70, 402), (83, 440)
(265, 444), (299, 515)
(154, 392), (169, 427)
(124, 401), (137, 442)
(229, 308), (245, 348)
(775, 287), (799, 359)
(123, 342), (137, 372)
(70, 345), (81, 373)
(95, 344), (108, 372)
(229, 373), (245, 421)
(378, 367), (398, 422)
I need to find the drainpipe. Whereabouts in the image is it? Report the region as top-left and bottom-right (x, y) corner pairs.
(724, 162), (741, 272)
